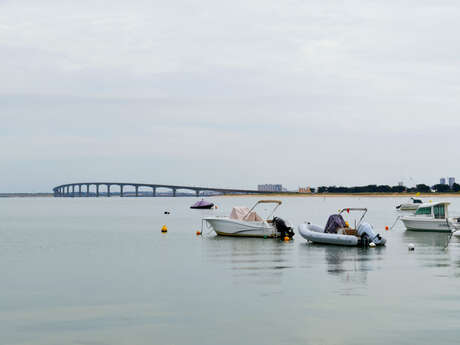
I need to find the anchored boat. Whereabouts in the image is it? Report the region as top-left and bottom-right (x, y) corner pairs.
(396, 197), (423, 211)
(400, 201), (460, 232)
(202, 200), (294, 239)
(190, 199), (214, 209)
(298, 208), (386, 247)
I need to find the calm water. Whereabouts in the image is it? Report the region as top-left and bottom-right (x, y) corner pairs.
(1, 196), (460, 345)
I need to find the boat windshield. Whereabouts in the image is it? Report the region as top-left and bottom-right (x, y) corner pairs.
(433, 204), (446, 219)
(415, 206), (432, 215)
(413, 198), (422, 204)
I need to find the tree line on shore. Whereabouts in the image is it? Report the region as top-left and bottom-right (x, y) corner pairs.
(313, 183), (460, 194)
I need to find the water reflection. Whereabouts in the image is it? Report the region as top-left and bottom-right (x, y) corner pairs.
(203, 235), (294, 285)
(402, 231), (452, 248)
(326, 246), (383, 280)
(298, 242), (385, 294)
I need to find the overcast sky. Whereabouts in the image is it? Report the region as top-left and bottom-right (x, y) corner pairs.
(1, 0), (460, 192)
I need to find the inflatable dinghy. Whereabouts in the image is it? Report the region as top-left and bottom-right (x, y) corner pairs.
(298, 222), (386, 246)
(298, 208), (386, 247)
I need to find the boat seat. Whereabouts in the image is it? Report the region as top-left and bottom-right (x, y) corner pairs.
(337, 228), (358, 236)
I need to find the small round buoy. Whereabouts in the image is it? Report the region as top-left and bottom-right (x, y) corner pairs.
(385, 226), (389, 231)
(196, 230), (201, 235)
(408, 243), (415, 251)
(283, 236), (290, 241)
(161, 225), (168, 233)
(369, 242), (376, 247)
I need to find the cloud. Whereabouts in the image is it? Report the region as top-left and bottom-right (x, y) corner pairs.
(1, 0), (460, 191)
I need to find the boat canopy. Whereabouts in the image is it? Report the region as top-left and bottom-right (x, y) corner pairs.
(191, 199), (213, 208)
(338, 208), (368, 228)
(415, 201), (450, 208)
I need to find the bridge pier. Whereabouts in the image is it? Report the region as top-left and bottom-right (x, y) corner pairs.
(53, 183), (272, 198)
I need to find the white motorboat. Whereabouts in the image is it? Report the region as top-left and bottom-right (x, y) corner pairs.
(396, 197), (423, 211)
(298, 208), (386, 247)
(202, 200), (294, 238)
(400, 201), (460, 232)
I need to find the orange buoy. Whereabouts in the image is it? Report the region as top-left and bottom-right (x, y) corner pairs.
(385, 226), (389, 231)
(196, 230), (201, 235)
(284, 236), (290, 241)
(161, 225), (168, 233)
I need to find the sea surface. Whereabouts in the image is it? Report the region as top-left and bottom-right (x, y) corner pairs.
(1, 196), (460, 345)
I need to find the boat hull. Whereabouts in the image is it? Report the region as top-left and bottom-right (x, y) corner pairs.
(190, 204), (214, 209)
(204, 217), (277, 238)
(298, 224), (358, 246)
(401, 217), (458, 232)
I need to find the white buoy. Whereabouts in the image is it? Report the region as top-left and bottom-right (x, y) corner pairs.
(408, 243), (415, 251)
(369, 242), (376, 247)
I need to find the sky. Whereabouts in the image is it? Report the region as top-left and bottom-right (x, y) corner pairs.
(1, 0), (460, 192)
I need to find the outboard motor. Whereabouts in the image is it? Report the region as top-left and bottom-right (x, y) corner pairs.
(273, 217), (295, 239)
(357, 222), (386, 247)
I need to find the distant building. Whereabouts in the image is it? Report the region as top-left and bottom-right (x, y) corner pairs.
(449, 177), (456, 188)
(440, 177), (447, 185)
(298, 187), (312, 193)
(258, 184), (282, 192)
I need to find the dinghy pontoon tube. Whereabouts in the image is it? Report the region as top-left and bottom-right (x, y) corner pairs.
(298, 208), (386, 246)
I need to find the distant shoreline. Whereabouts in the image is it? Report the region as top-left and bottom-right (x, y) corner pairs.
(2, 192), (460, 198)
(0, 193), (54, 198)
(219, 192), (460, 198)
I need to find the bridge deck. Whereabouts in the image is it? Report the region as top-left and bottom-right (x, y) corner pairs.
(53, 182), (289, 197)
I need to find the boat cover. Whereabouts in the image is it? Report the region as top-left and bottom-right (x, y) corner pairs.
(324, 214), (346, 233)
(230, 207), (263, 221)
(191, 200), (213, 208)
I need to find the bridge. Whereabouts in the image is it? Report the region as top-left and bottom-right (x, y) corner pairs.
(52, 182), (285, 197)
